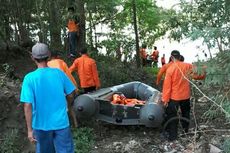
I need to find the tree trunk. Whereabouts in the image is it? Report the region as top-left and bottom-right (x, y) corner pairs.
(88, 9), (94, 51)
(206, 44), (213, 59)
(132, 0), (140, 68)
(216, 38), (223, 52)
(76, 0), (86, 50)
(35, 0), (47, 43)
(49, 0), (62, 50)
(3, 16), (11, 42)
(15, 0), (30, 44)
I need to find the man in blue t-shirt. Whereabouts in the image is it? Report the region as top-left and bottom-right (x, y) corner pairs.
(20, 43), (76, 153)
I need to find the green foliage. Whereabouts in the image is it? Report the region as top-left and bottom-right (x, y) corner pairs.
(143, 67), (159, 76)
(202, 94), (229, 119)
(205, 50), (230, 85)
(86, 0), (171, 63)
(166, 0), (230, 51)
(2, 63), (14, 78)
(0, 129), (19, 153)
(200, 49), (230, 125)
(99, 34), (135, 62)
(72, 127), (94, 153)
(0, 74), (6, 87)
(95, 54), (155, 87)
(117, 0), (169, 45)
(223, 138), (230, 153)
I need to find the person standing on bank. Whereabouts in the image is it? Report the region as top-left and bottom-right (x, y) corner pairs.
(161, 54), (166, 66)
(69, 47), (101, 93)
(20, 43), (76, 153)
(151, 46), (159, 67)
(140, 44), (148, 66)
(67, 6), (79, 58)
(162, 50), (205, 141)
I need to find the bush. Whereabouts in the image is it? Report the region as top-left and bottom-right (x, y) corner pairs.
(143, 66), (159, 76)
(95, 54), (157, 87)
(205, 51), (230, 86)
(223, 138), (230, 153)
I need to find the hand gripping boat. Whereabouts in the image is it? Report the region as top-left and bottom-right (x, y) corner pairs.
(74, 81), (164, 127)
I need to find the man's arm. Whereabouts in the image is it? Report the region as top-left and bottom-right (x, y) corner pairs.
(91, 62), (101, 89)
(24, 103), (36, 143)
(66, 91), (75, 109)
(63, 62), (79, 92)
(192, 65), (207, 80)
(156, 65), (167, 85)
(69, 60), (77, 73)
(66, 91), (78, 127)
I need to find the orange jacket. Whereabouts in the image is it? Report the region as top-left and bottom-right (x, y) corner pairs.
(156, 62), (173, 85)
(67, 19), (79, 32)
(69, 54), (100, 88)
(140, 48), (147, 59)
(151, 50), (159, 61)
(47, 59), (78, 89)
(162, 61), (206, 104)
(111, 94), (145, 106)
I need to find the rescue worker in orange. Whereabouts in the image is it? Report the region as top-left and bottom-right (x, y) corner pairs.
(161, 54), (166, 66)
(151, 46), (159, 67)
(48, 50), (78, 88)
(67, 7), (79, 58)
(69, 48), (101, 93)
(140, 44), (147, 66)
(48, 50), (79, 128)
(162, 50), (206, 141)
(156, 54), (184, 86)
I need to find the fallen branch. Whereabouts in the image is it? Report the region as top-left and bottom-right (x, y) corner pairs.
(179, 128), (230, 137)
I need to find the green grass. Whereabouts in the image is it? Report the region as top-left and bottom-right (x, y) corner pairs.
(0, 129), (19, 153)
(72, 127), (94, 153)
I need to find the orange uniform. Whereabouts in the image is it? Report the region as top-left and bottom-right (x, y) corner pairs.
(140, 48), (147, 59)
(47, 59), (78, 89)
(111, 94), (145, 106)
(162, 61), (205, 104)
(67, 19), (79, 32)
(69, 54), (100, 88)
(156, 62), (173, 85)
(151, 50), (159, 62)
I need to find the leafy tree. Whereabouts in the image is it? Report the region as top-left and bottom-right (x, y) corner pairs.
(166, 0), (230, 53)
(0, 0), (172, 67)
(85, 0), (169, 66)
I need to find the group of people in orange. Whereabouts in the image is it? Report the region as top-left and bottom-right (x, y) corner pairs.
(140, 44), (165, 67)
(48, 48), (100, 129)
(20, 6), (208, 150)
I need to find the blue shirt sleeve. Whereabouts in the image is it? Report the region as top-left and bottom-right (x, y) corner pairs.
(60, 71), (76, 95)
(20, 75), (34, 103)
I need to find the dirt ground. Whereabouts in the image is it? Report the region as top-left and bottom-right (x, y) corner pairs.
(0, 53), (36, 153)
(0, 55), (229, 153)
